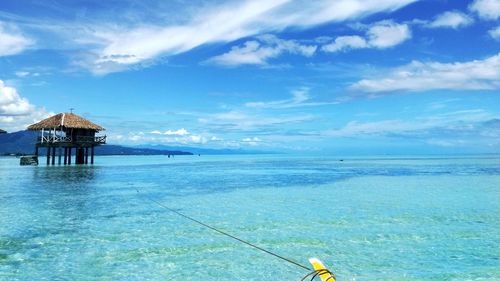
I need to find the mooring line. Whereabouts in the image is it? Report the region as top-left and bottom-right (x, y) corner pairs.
(135, 189), (312, 272)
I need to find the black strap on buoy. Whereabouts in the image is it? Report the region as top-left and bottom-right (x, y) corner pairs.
(300, 269), (336, 281)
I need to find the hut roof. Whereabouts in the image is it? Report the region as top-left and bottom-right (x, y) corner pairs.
(0, 129), (6, 134)
(27, 113), (105, 131)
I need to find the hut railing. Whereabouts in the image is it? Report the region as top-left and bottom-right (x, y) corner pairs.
(95, 135), (106, 144)
(75, 135), (106, 144)
(39, 135), (72, 143)
(37, 135), (106, 144)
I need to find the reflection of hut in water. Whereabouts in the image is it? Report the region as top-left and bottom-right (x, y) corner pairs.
(27, 113), (106, 165)
(0, 129), (6, 134)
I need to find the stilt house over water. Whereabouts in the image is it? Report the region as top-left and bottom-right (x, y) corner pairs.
(27, 113), (106, 165)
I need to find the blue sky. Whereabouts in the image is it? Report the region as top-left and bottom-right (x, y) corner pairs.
(0, 0), (499, 154)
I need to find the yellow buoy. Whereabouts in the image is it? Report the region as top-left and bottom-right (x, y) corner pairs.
(308, 258), (336, 281)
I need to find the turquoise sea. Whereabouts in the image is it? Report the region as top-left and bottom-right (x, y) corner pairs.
(1, 155), (499, 280)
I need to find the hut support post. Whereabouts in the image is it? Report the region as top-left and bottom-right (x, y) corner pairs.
(64, 148), (67, 165)
(58, 147), (62, 165)
(76, 148), (83, 164)
(51, 146), (56, 165)
(46, 147), (50, 165)
(85, 147), (88, 164)
(91, 146), (94, 164)
(68, 148), (72, 165)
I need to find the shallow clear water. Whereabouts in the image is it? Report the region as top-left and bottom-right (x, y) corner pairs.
(1, 155), (499, 280)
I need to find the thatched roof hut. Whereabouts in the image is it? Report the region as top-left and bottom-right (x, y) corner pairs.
(0, 129), (6, 134)
(27, 113), (105, 131)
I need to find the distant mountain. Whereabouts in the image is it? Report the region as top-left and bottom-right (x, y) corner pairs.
(0, 131), (192, 156)
(93, 145), (191, 156)
(0, 130), (38, 154)
(133, 144), (275, 155)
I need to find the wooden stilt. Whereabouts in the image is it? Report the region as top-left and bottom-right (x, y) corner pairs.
(58, 147), (62, 165)
(68, 147), (72, 165)
(64, 147), (68, 165)
(46, 147), (50, 165)
(85, 147), (89, 164)
(91, 145), (94, 164)
(75, 148), (83, 164)
(51, 146), (56, 165)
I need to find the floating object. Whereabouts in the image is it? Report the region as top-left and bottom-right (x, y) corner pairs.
(307, 258), (336, 281)
(20, 155), (38, 166)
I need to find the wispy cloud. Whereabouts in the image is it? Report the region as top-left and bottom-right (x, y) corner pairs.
(367, 20), (411, 48)
(207, 34), (316, 66)
(111, 129), (210, 145)
(245, 87), (338, 108)
(14, 70), (43, 78)
(0, 80), (51, 131)
(349, 53), (500, 93)
(15, 71), (31, 78)
(469, 0), (500, 20)
(73, 0), (416, 73)
(323, 109), (500, 147)
(489, 26), (500, 40)
(426, 11), (473, 29)
(111, 131), (274, 148)
(245, 87), (309, 108)
(150, 128), (189, 136)
(241, 137), (263, 146)
(426, 98), (461, 111)
(0, 22), (33, 57)
(150, 128), (209, 144)
(198, 110), (314, 132)
(322, 20), (411, 52)
(322, 35), (367, 52)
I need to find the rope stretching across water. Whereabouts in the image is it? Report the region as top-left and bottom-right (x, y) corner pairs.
(135, 189), (312, 272)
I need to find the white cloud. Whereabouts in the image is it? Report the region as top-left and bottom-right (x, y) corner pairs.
(324, 109), (500, 147)
(187, 134), (207, 144)
(469, 0), (500, 20)
(14, 71), (41, 78)
(489, 26), (500, 40)
(322, 20), (411, 52)
(198, 110), (314, 132)
(15, 71), (30, 78)
(207, 34), (316, 66)
(245, 87), (338, 108)
(349, 53), (500, 93)
(79, 0), (416, 73)
(0, 81), (33, 116)
(0, 22), (33, 57)
(246, 87), (309, 108)
(367, 20), (411, 48)
(151, 128), (189, 136)
(427, 11), (473, 29)
(210, 136), (223, 141)
(325, 119), (429, 137)
(241, 137), (263, 146)
(425, 139), (466, 147)
(0, 80), (51, 131)
(209, 41), (270, 66)
(321, 35), (367, 52)
(146, 128), (209, 145)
